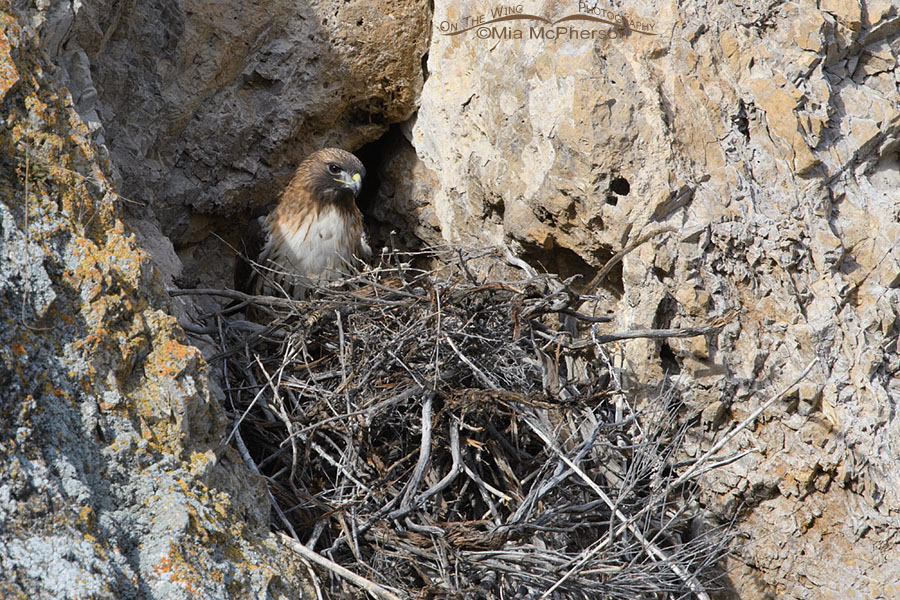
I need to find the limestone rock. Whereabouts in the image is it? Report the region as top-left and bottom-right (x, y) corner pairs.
(413, 1), (900, 598)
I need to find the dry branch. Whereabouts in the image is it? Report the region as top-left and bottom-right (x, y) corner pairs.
(279, 533), (402, 600)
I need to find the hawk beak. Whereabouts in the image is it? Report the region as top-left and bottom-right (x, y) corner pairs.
(350, 172), (362, 197)
(339, 171), (363, 197)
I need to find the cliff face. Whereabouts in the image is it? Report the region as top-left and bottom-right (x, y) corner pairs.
(0, 13), (313, 598)
(412, 1), (900, 597)
(3, 0), (900, 598)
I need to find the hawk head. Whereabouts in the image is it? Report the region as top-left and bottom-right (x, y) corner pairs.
(297, 147), (366, 206)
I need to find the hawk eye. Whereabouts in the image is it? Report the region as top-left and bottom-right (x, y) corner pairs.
(328, 163), (342, 175)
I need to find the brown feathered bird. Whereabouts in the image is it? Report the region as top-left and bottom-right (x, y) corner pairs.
(235, 148), (369, 299)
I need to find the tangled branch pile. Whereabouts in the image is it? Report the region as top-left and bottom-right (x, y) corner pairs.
(188, 247), (734, 599)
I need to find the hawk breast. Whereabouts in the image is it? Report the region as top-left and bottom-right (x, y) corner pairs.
(256, 202), (367, 298)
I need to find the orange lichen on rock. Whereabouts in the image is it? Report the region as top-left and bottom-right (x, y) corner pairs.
(0, 11), (310, 599)
(0, 25), (19, 100)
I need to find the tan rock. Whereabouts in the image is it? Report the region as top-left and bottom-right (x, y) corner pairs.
(821, 0), (863, 30)
(748, 76), (821, 174)
(791, 6), (826, 52)
(411, 1), (900, 597)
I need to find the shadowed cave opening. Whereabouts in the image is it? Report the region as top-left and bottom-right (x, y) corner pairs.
(519, 240), (623, 296)
(653, 293), (682, 375)
(352, 122), (429, 253)
(610, 176), (630, 196)
(353, 132), (388, 230)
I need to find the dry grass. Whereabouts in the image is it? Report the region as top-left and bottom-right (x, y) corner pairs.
(178, 246), (738, 600)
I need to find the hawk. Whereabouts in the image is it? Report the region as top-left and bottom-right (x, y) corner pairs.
(236, 148), (370, 299)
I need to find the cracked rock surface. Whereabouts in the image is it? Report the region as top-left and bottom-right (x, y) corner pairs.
(412, 1), (900, 597)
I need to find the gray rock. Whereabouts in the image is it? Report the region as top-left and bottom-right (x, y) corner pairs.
(0, 13), (311, 598)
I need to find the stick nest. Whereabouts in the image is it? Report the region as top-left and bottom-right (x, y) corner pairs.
(191, 246), (733, 599)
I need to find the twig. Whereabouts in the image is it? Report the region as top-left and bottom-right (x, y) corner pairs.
(278, 386), (425, 443)
(335, 309), (347, 384)
(524, 318), (731, 350)
(232, 408), (301, 543)
(541, 536), (611, 599)
(461, 459), (508, 520)
(558, 309), (614, 323)
(445, 335), (500, 391)
(167, 286), (297, 308)
(584, 227), (676, 294)
(255, 352), (302, 483)
(400, 392), (434, 509)
(306, 436), (374, 495)
(590, 322), (727, 344)
(222, 366), (269, 448)
(387, 417), (462, 521)
(278, 533), (403, 600)
(671, 358), (819, 488)
(504, 247), (538, 277)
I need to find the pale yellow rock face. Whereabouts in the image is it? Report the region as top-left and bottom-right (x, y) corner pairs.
(414, 0), (900, 597)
